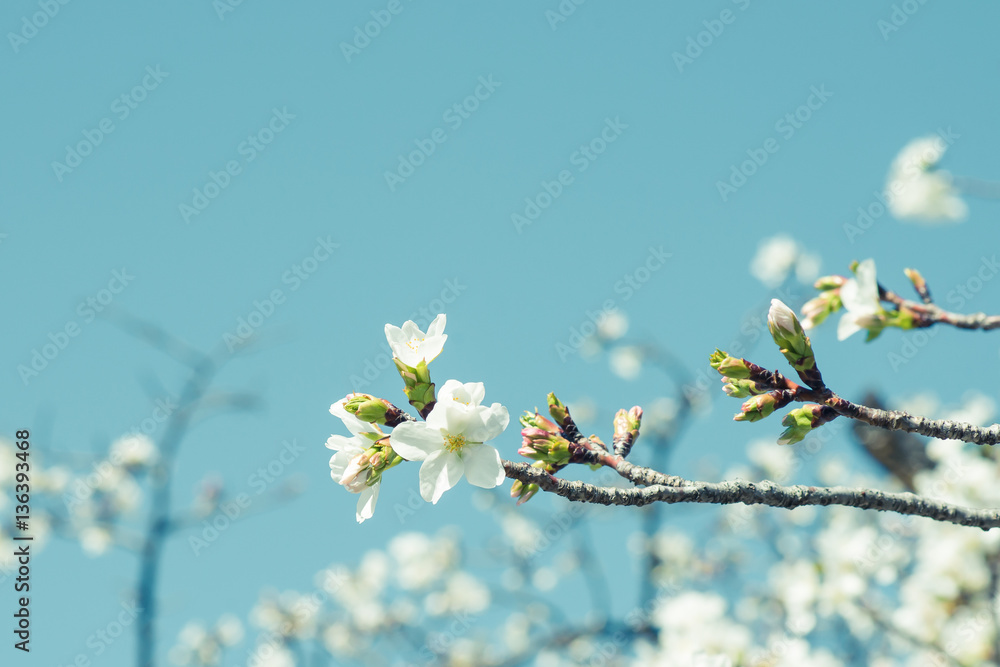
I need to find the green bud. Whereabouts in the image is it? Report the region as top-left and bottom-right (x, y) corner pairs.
(800, 292), (842, 329)
(777, 405), (820, 445)
(722, 377), (764, 398)
(547, 393), (569, 426)
(511, 479), (541, 505)
(520, 411), (561, 434)
(344, 395), (390, 424)
(734, 393), (777, 422)
(710, 350), (752, 379)
(814, 275), (847, 291)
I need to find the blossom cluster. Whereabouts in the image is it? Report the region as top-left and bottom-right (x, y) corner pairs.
(326, 315), (508, 522)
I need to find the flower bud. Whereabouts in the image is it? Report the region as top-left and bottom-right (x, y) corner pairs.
(776, 405), (822, 445)
(904, 267), (925, 292)
(709, 349), (752, 379)
(520, 411), (561, 434)
(613, 407), (642, 439)
(721, 377), (764, 398)
(734, 393), (779, 423)
(800, 291), (843, 330)
(344, 394), (390, 424)
(337, 452), (372, 493)
(510, 479), (540, 505)
(767, 299), (817, 372)
(519, 413), (572, 467)
(547, 393), (570, 427)
(813, 275), (847, 291)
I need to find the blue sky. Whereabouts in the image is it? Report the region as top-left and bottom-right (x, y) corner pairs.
(3, 2), (1000, 665)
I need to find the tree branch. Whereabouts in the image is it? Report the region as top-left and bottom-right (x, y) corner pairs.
(502, 460), (1000, 531)
(733, 357), (1000, 446)
(878, 282), (1000, 331)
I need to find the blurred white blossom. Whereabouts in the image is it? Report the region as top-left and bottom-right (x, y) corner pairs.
(609, 345), (643, 380)
(110, 434), (159, 470)
(749, 235), (821, 288)
(886, 136), (967, 223)
(596, 310), (629, 341)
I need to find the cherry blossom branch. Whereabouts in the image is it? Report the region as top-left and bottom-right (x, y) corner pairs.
(878, 279), (1000, 331)
(729, 355), (1000, 445)
(501, 460), (1000, 530)
(806, 261), (1000, 333)
(712, 301), (1000, 446)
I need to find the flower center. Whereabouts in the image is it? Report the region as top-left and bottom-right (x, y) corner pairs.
(405, 337), (425, 352)
(443, 432), (467, 453)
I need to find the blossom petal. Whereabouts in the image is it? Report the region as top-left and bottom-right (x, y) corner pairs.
(462, 443), (505, 489)
(390, 422), (442, 461)
(464, 403), (510, 443)
(418, 335), (447, 365)
(326, 434), (364, 453)
(384, 322), (418, 366)
(853, 259), (879, 304)
(425, 399), (479, 435)
(329, 448), (357, 481)
(837, 314), (863, 341)
(356, 483), (379, 523)
(426, 313), (447, 338)
(768, 299), (798, 335)
(419, 450), (464, 504)
(438, 380), (486, 408)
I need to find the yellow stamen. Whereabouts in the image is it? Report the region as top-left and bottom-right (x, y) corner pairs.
(443, 433), (467, 453)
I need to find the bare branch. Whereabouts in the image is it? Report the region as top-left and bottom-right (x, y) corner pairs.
(502, 460), (1000, 531)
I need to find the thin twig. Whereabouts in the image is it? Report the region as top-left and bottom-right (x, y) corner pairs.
(878, 284), (1000, 331)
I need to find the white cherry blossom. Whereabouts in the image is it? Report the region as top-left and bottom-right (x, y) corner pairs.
(390, 380), (508, 503)
(384, 313), (447, 367)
